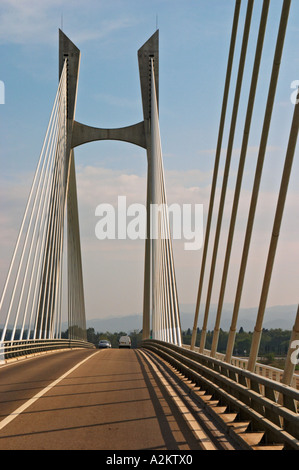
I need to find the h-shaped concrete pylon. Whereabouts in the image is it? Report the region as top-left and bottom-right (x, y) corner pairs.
(59, 29), (159, 341)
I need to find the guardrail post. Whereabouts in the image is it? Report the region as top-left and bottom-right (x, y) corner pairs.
(264, 384), (281, 427)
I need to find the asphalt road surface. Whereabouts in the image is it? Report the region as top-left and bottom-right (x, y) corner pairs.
(0, 348), (238, 450)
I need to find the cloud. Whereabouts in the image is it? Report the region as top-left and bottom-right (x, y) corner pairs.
(0, 162), (298, 320)
(0, 0), (59, 44)
(0, 0), (136, 45)
(70, 17), (137, 45)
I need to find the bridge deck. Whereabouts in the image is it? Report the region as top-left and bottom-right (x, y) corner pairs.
(0, 348), (240, 451)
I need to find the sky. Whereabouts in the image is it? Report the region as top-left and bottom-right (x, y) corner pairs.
(0, 0), (298, 331)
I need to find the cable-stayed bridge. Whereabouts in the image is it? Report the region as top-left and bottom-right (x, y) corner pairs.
(0, 0), (299, 451)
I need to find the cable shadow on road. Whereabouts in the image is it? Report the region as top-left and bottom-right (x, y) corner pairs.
(135, 350), (200, 450)
(0, 383), (148, 411)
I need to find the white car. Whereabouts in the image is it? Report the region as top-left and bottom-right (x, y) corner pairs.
(118, 335), (131, 348)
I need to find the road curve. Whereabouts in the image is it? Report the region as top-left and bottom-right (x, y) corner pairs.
(0, 348), (240, 450)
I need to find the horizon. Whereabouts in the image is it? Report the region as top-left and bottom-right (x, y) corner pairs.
(82, 303), (298, 335)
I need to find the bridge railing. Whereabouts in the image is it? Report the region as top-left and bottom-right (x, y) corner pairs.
(0, 338), (95, 364)
(182, 344), (299, 390)
(143, 339), (299, 450)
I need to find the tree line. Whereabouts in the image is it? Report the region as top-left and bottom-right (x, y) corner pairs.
(78, 326), (292, 358)
(182, 327), (292, 357)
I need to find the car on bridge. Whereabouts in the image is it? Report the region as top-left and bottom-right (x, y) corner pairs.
(118, 335), (131, 348)
(98, 340), (112, 349)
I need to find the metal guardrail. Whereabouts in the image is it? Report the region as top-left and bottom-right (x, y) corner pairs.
(0, 338), (95, 363)
(142, 339), (299, 450)
(183, 345), (299, 390)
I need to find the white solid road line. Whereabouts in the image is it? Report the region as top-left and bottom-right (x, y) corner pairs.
(0, 350), (100, 432)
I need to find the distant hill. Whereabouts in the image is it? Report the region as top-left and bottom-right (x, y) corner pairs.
(86, 314), (142, 334)
(179, 303), (298, 332)
(81, 304), (298, 334)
